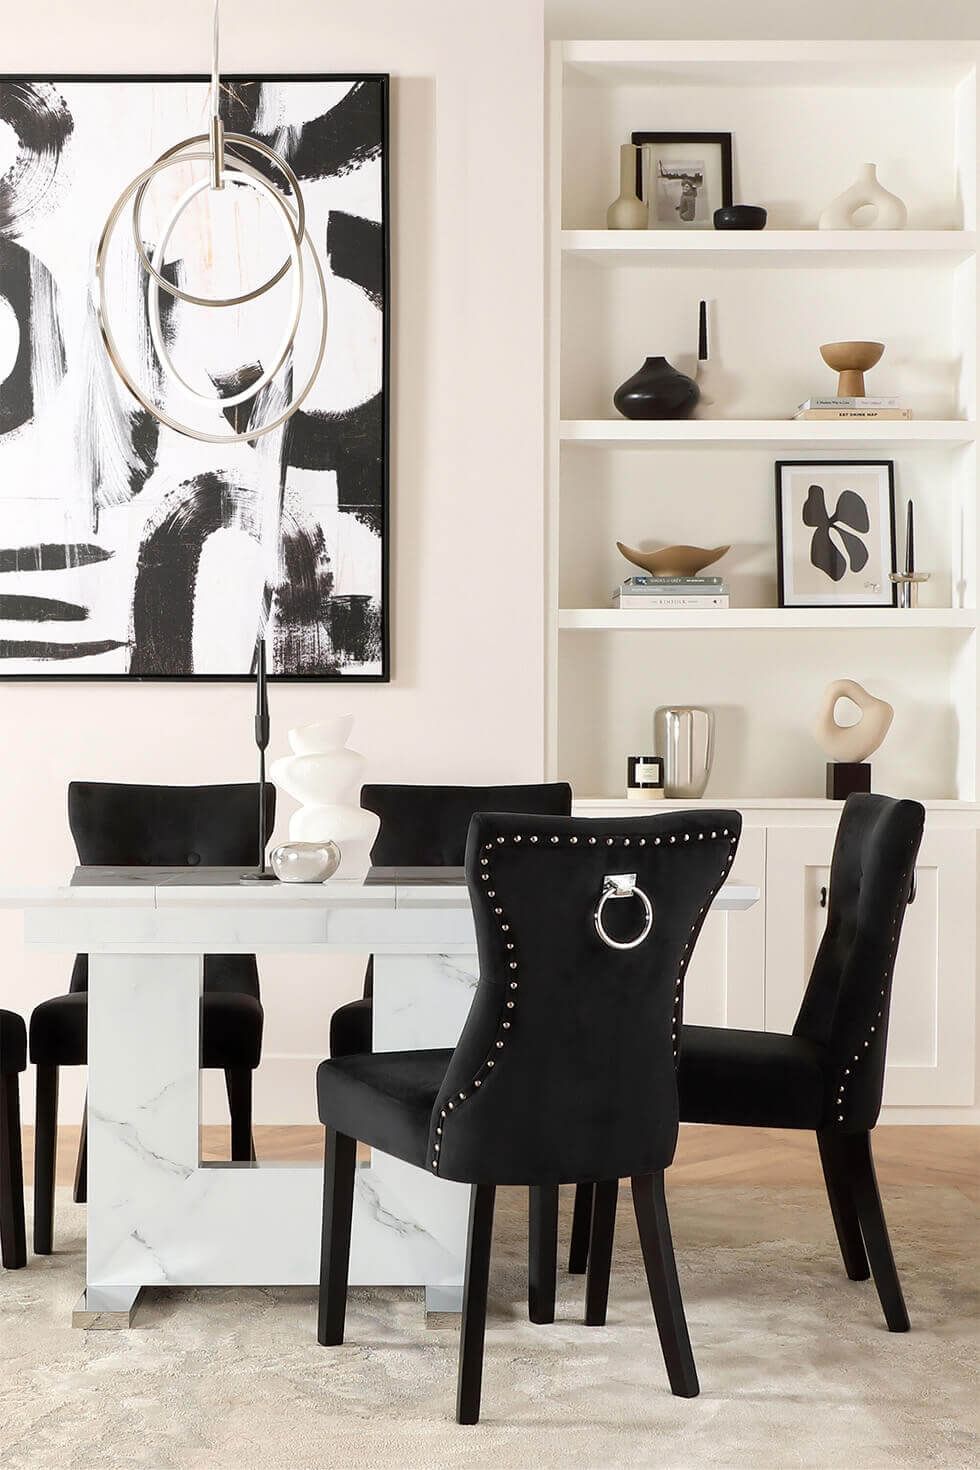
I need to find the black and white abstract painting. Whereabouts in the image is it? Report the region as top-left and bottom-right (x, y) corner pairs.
(776, 460), (896, 609)
(0, 75), (388, 679)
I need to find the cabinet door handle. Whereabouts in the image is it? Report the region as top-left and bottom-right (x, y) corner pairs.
(908, 869), (917, 905)
(819, 885), (828, 909)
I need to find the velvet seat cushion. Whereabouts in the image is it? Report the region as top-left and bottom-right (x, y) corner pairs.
(30, 991), (263, 1070)
(330, 997), (373, 1059)
(678, 1024), (827, 1131)
(0, 1009), (27, 1075)
(317, 1049), (454, 1168)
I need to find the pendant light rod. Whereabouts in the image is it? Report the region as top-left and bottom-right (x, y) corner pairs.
(210, 0), (224, 190)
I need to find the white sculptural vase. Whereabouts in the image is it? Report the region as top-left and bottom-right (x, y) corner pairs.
(270, 717), (380, 879)
(818, 163), (908, 230)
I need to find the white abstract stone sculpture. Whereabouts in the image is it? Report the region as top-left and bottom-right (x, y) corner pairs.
(815, 679), (894, 764)
(270, 717), (380, 879)
(818, 163), (908, 230)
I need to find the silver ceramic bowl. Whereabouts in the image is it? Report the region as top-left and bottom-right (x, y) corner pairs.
(270, 840), (342, 884)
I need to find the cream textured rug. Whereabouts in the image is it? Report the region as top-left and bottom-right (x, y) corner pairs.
(1, 1184), (977, 1470)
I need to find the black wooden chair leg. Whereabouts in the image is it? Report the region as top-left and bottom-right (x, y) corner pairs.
(584, 1179), (618, 1326)
(631, 1172), (699, 1398)
(456, 1182), (496, 1425)
(528, 1184), (559, 1324)
(0, 1073), (27, 1269)
(817, 1130), (869, 1281)
(73, 1095), (88, 1205)
(843, 1131), (910, 1332)
(33, 1064), (58, 1255)
(568, 1181), (594, 1275)
(317, 1127), (357, 1346)
(224, 1067), (255, 1163)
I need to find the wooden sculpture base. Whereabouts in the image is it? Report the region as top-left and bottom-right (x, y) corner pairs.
(826, 762), (872, 799)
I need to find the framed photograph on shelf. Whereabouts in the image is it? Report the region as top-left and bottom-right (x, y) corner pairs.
(776, 460), (897, 609)
(631, 131), (733, 229)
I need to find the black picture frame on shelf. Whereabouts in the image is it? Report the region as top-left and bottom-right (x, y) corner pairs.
(631, 131), (733, 229)
(775, 460), (897, 609)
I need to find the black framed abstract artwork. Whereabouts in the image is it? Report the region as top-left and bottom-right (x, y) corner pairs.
(0, 74), (389, 680)
(776, 460), (897, 609)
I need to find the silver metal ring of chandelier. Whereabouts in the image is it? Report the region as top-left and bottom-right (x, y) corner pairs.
(95, 150), (328, 445)
(146, 163), (305, 407)
(130, 132), (307, 308)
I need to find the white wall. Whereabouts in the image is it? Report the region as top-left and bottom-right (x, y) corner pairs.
(0, 0), (546, 1123)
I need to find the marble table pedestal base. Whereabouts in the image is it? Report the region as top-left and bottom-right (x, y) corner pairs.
(81, 950), (477, 1327)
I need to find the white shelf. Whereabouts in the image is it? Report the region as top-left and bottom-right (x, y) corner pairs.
(559, 420), (977, 447)
(560, 40), (977, 88)
(561, 230), (978, 266)
(559, 608), (978, 632)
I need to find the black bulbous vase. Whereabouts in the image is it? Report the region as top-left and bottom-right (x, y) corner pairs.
(613, 356), (700, 421)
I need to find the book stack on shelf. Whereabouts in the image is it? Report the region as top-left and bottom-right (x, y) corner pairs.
(793, 397), (912, 421)
(613, 575), (730, 610)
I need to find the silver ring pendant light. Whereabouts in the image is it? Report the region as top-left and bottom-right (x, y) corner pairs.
(94, 0), (328, 443)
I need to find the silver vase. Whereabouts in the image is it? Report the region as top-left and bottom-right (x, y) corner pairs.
(654, 707), (714, 799)
(270, 840), (342, 884)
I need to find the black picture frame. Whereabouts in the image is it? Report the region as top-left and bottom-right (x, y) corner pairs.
(775, 460), (897, 610)
(631, 131), (733, 221)
(0, 73), (391, 684)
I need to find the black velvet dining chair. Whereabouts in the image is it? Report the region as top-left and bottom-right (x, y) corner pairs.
(28, 780), (275, 1255)
(569, 793), (925, 1339)
(329, 782), (574, 1061)
(316, 808), (742, 1423)
(0, 1009), (27, 1269)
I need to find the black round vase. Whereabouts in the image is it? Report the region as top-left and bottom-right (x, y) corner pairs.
(613, 356), (700, 421)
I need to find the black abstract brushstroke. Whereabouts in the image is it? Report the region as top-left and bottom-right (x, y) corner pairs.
(131, 472), (259, 676)
(250, 82), (382, 183)
(154, 256), (183, 352)
(273, 522), (337, 676)
(128, 410), (160, 498)
(212, 362), (264, 436)
(327, 211), (384, 307)
(282, 394), (384, 532)
(0, 543), (111, 574)
(220, 81), (263, 137)
(0, 639), (123, 661)
(0, 82), (74, 238)
(0, 594), (87, 621)
(0, 238), (66, 436)
(328, 595), (382, 666)
(29, 251), (68, 407)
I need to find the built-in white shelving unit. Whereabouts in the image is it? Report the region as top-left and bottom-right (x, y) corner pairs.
(548, 41), (980, 1116)
(547, 37), (980, 808)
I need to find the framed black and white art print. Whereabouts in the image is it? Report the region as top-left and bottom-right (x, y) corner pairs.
(631, 131), (733, 229)
(776, 460), (897, 609)
(0, 74), (389, 680)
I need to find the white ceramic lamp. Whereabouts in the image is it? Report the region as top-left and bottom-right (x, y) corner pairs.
(270, 717), (380, 879)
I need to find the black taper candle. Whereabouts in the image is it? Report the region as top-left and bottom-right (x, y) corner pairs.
(905, 499), (915, 576)
(698, 300), (708, 363)
(241, 633), (277, 881)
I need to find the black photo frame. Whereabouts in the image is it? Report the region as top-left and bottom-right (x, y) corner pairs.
(775, 460), (897, 609)
(631, 131), (733, 228)
(0, 73), (391, 683)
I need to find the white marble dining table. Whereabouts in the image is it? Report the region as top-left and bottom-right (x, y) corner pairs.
(0, 865), (759, 1327)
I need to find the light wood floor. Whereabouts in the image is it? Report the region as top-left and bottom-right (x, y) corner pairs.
(22, 1124), (980, 1203)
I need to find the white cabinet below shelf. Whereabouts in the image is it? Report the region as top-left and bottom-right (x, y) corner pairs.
(764, 826), (977, 1107)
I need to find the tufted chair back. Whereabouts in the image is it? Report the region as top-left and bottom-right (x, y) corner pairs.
(67, 781), (275, 998)
(794, 793), (925, 1132)
(429, 809), (741, 1186)
(361, 782), (574, 866)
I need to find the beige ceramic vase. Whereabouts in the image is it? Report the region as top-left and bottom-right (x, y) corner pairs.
(818, 163), (908, 230)
(607, 145), (647, 230)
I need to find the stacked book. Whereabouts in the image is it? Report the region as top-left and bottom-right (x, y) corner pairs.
(793, 396), (912, 421)
(613, 575), (729, 610)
